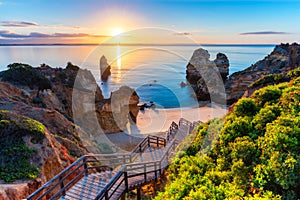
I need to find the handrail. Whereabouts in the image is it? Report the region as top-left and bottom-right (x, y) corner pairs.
(98, 139), (179, 199)
(27, 135), (169, 200)
(94, 167), (126, 200)
(27, 118), (194, 200)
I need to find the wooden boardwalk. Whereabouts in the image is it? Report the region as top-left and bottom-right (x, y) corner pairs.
(27, 118), (200, 200)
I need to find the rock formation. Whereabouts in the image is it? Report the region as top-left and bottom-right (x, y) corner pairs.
(186, 43), (300, 105)
(0, 110), (75, 199)
(0, 62), (139, 199)
(214, 53), (230, 81)
(100, 55), (111, 81)
(186, 48), (229, 102)
(225, 43), (300, 104)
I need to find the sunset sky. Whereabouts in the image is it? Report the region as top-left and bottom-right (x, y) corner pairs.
(0, 0), (299, 44)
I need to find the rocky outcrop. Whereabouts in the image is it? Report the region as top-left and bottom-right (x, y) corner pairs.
(225, 43), (300, 104)
(97, 86), (139, 133)
(0, 110), (73, 199)
(186, 48), (228, 102)
(0, 62), (140, 199)
(186, 43), (300, 105)
(31, 63), (139, 134)
(100, 55), (111, 81)
(214, 53), (229, 81)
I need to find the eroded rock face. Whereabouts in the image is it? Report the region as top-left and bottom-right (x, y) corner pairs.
(225, 43), (300, 104)
(0, 110), (73, 200)
(36, 65), (139, 134)
(186, 43), (300, 105)
(0, 63), (140, 199)
(100, 55), (111, 81)
(214, 53), (229, 81)
(186, 48), (228, 102)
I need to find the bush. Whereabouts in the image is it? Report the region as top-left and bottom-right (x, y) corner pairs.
(234, 98), (258, 117)
(249, 74), (286, 88)
(157, 75), (300, 199)
(1, 63), (52, 91)
(252, 85), (282, 107)
(66, 62), (79, 71)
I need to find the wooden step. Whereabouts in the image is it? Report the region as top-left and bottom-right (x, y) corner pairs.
(59, 171), (124, 200)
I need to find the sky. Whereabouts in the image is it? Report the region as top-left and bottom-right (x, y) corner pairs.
(0, 0), (299, 44)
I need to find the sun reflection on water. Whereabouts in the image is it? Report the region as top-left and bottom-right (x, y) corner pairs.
(115, 45), (122, 83)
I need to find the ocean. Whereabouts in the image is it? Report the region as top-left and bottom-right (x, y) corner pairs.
(0, 44), (275, 108)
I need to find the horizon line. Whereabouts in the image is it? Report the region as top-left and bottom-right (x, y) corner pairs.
(0, 43), (277, 47)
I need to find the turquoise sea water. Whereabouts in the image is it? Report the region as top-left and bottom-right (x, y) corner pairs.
(0, 44), (274, 108)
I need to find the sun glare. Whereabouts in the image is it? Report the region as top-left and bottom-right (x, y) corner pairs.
(111, 28), (123, 36)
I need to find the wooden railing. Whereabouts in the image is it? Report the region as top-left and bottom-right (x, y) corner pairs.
(94, 139), (179, 200)
(165, 121), (178, 142)
(27, 118), (201, 200)
(27, 135), (167, 200)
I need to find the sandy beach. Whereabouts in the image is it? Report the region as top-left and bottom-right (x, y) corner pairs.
(136, 105), (227, 134)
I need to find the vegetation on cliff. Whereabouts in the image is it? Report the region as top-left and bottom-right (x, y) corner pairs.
(0, 63), (52, 92)
(0, 110), (44, 182)
(156, 68), (300, 199)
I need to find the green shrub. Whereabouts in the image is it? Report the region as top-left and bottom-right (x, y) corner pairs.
(234, 98), (258, 117)
(156, 75), (300, 199)
(0, 110), (43, 182)
(252, 85), (282, 107)
(0, 63), (52, 91)
(287, 67), (300, 79)
(249, 74), (285, 88)
(252, 105), (281, 132)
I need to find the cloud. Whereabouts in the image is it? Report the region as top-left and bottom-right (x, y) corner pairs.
(0, 2), (3, 6)
(0, 30), (108, 39)
(0, 30), (29, 38)
(0, 21), (38, 27)
(174, 32), (192, 36)
(240, 31), (290, 35)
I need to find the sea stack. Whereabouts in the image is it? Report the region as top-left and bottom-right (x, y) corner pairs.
(100, 55), (111, 81)
(186, 48), (229, 102)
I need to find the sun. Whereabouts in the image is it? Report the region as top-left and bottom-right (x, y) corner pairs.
(111, 28), (123, 36)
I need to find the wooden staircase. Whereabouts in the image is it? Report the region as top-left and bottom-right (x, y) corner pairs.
(27, 118), (200, 200)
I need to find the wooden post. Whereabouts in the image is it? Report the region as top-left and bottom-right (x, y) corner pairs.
(154, 162), (157, 181)
(83, 157), (88, 176)
(59, 175), (66, 196)
(137, 187), (141, 200)
(105, 190), (109, 200)
(124, 171), (129, 192)
(144, 164), (147, 181)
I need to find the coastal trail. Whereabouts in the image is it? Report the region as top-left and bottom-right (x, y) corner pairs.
(27, 118), (201, 200)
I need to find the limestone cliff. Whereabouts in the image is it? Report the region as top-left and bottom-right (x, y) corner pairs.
(0, 110), (74, 199)
(0, 62), (139, 199)
(225, 43), (300, 104)
(186, 43), (300, 105)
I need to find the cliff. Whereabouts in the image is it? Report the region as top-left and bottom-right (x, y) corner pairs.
(186, 43), (300, 104)
(225, 43), (300, 104)
(0, 110), (74, 199)
(0, 62), (139, 199)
